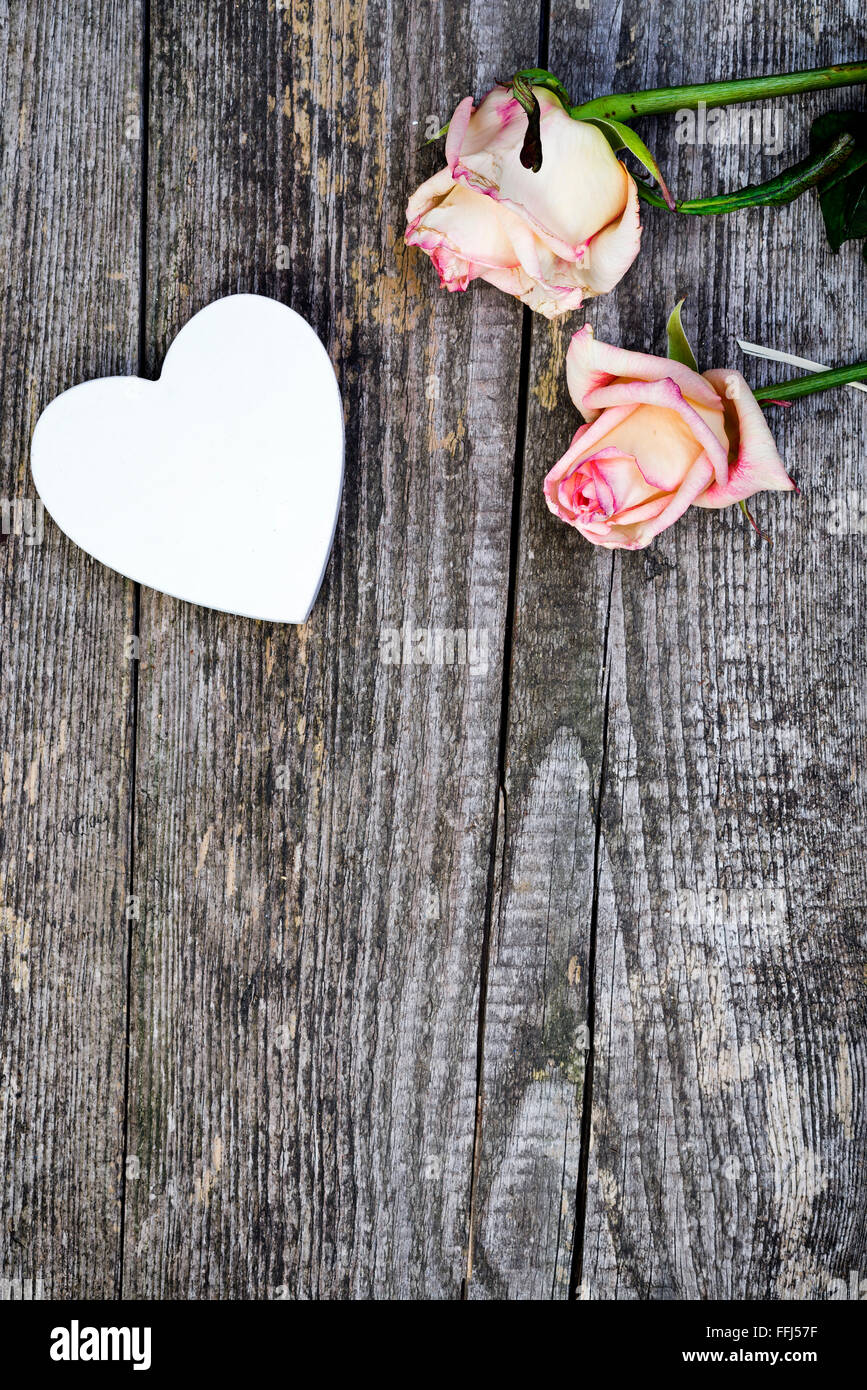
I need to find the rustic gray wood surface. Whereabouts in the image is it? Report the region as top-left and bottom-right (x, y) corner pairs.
(0, 0), (141, 1298)
(0, 0), (864, 1299)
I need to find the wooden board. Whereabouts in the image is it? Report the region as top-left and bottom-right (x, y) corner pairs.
(470, 0), (867, 1299)
(0, 0), (864, 1302)
(120, 0), (539, 1298)
(0, 1), (141, 1298)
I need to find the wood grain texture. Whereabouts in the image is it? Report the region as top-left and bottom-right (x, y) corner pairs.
(120, 0), (537, 1298)
(0, 1), (141, 1298)
(471, 0), (867, 1300)
(466, 6), (626, 1300)
(1, 0), (864, 1303)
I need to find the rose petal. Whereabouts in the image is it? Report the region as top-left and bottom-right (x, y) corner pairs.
(579, 375), (729, 490)
(405, 183), (520, 286)
(582, 446), (660, 512)
(405, 165), (456, 226)
(493, 273), (586, 318)
(596, 401), (707, 492)
(694, 369), (795, 506)
(634, 453), (716, 543)
(577, 171), (643, 298)
(545, 406), (639, 483)
(573, 453), (715, 550)
(444, 95), (477, 174)
(566, 323), (722, 420)
(449, 88), (633, 261)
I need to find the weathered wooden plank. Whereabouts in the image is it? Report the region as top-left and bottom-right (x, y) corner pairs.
(0, 1), (141, 1297)
(121, 0), (537, 1297)
(466, 1), (630, 1302)
(581, 0), (867, 1300)
(472, 0), (867, 1299)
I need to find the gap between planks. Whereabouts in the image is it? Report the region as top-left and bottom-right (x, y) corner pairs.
(116, 0), (150, 1300)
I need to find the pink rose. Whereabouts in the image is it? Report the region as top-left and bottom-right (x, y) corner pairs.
(544, 325), (795, 549)
(405, 86), (641, 319)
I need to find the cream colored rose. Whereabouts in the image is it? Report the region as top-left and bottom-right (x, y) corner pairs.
(544, 326), (795, 548)
(405, 87), (641, 318)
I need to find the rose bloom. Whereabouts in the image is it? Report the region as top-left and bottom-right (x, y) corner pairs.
(544, 325), (795, 549)
(405, 86), (641, 318)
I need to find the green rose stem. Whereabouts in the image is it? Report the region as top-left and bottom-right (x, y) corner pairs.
(753, 362), (867, 403)
(511, 63), (867, 211)
(635, 132), (856, 214)
(570, 61), (867, 122)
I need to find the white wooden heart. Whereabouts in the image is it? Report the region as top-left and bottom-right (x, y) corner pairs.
(31, 293), (344, 623)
